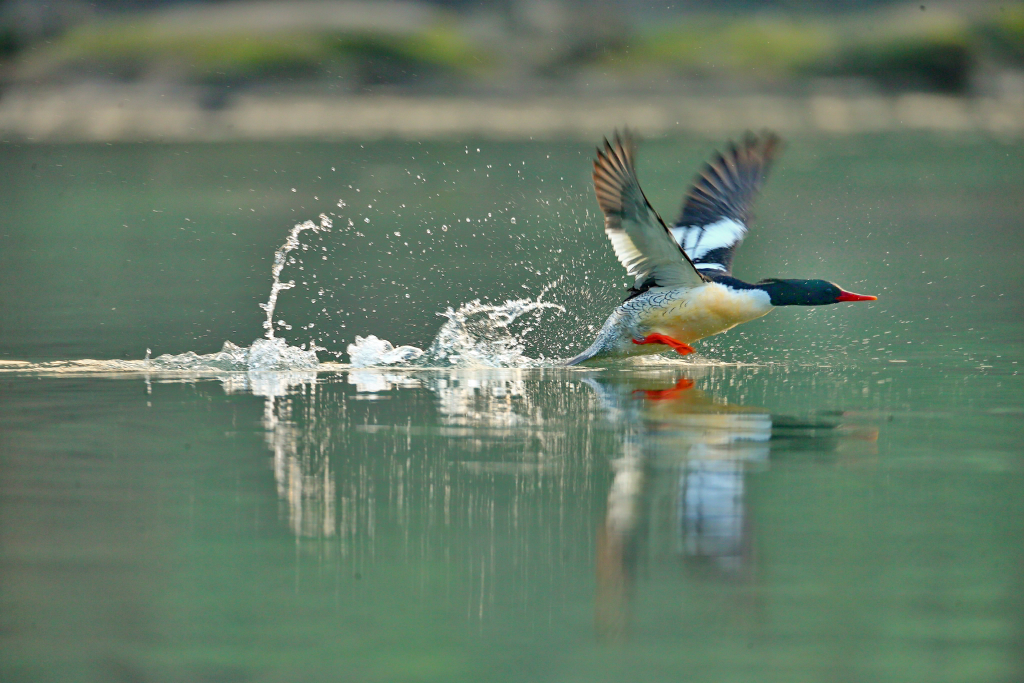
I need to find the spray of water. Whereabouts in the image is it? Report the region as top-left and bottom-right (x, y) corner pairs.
(132, 215), (334, 373)
(1, 210), (580, 374)
(260, 214), (332, 340)
(423, 297), (565, 367)
(126, 216), (335, 373)
(348, 289), (564, 368)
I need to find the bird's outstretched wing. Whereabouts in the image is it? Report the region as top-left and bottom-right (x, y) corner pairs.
(672, 132), (781, 276)
(593, 131), (705, 298)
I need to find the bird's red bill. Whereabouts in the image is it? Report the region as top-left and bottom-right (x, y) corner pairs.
(836, 290), (877, 302)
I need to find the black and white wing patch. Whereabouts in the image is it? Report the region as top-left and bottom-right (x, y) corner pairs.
(593, 131), (705, 296)
(672, 132), (780, 276)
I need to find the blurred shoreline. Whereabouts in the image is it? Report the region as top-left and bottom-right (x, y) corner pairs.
(3, 1), (1024, 141)
(2, 87), (1023, 142)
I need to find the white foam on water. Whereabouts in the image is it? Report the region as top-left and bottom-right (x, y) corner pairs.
(147, 338), (319, 372)
(0, 338), (320, 379)
(347, 335), (424, 368)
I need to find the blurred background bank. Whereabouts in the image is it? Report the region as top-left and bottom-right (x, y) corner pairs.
(0, 0), (1022, 141)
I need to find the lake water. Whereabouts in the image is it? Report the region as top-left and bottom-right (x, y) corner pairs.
(1, 134), (1022, 682)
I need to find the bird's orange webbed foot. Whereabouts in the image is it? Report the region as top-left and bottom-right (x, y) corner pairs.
(632, 378), (695, 401)
(632, 333), (695, 357)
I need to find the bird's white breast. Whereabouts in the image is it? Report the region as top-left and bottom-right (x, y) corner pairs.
(629, 282), (773, 344)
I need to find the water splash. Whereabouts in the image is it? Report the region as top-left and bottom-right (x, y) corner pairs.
(0, 339), (321, 377)
(260, 214), (332, 339)
(347, 295), (564, 368)
(1, 210), (580, 374)
(347, 336), (424, 367)
(423, 297), (565, 367)
(147, 339), (319, 372)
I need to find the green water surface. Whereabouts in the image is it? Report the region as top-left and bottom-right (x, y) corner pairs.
(1, 134), (1022, 682)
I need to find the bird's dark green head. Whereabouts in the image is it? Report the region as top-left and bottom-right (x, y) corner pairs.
(757, 278), (878, 306)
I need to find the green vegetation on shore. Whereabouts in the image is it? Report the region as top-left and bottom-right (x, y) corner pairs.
(4, 3), (1022, 94)
(14, 15), (485, 87)
(605, 9), (998, 93)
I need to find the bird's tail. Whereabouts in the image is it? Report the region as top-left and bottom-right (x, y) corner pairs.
(565, 344), (602, 366)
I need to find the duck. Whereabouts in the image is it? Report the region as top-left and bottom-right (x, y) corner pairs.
(566, 130), (876, 366)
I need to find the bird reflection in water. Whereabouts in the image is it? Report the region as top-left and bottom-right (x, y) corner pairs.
(588, 371), (877, 641)
(224, 365), (876, 633)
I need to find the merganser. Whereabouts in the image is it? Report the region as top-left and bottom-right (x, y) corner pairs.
(566, 131), (876, 366)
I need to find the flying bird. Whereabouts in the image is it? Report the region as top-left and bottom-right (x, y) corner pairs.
(567, 131), (876, 366)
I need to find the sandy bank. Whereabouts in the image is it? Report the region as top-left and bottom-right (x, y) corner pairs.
(2, 88), (1022, 142)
